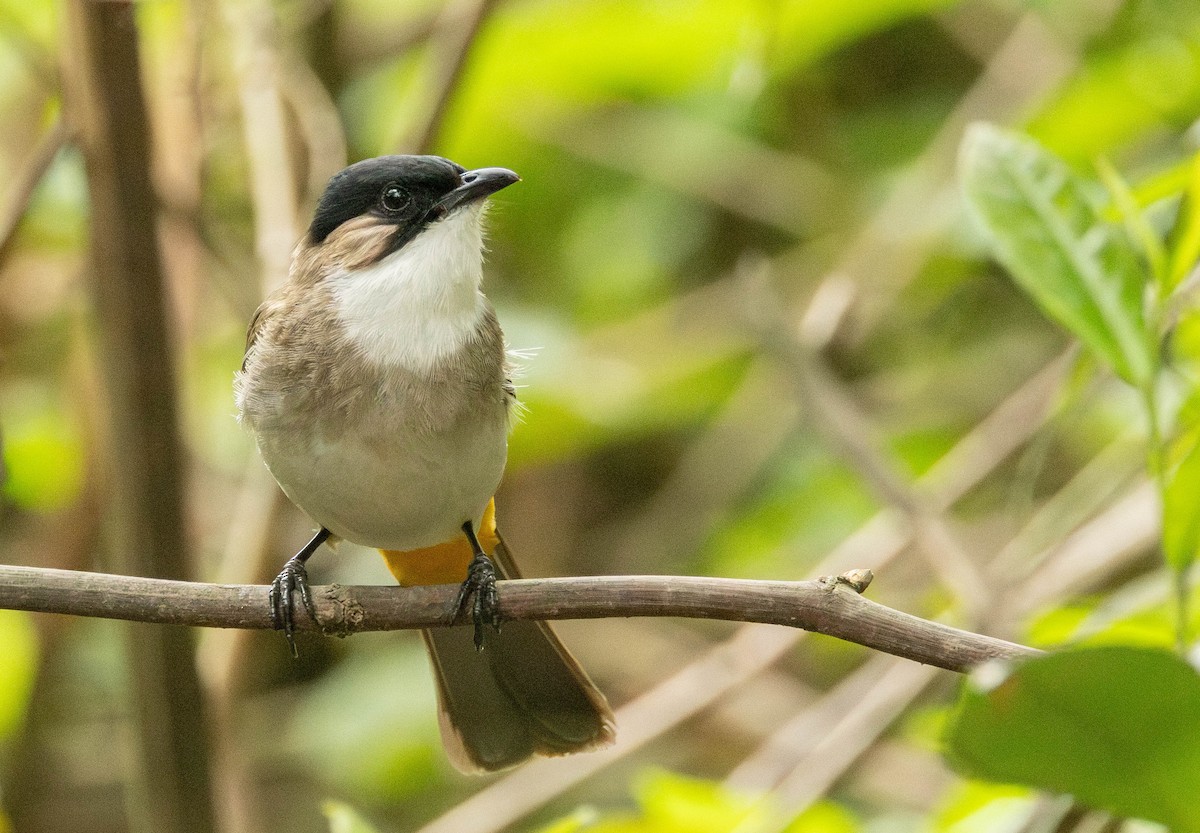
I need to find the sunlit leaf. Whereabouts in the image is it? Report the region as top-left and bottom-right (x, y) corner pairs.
(1023, 605), (1092, 648)
(531, 808), (600, 833)
(634, 769), (771, 833)
(1164, 419), (1200, 573)
(960, 123), (1154, 386)
(1, 401), (84, 511)
(783, 801), (859, 833)
(0, 610), (38, 742)
(946, 646), (1200, 831)
(322, 801), (381, 833)
(1027, 596), (1181, 654)
(1167, 151), (1200, 292)
(1096, 156), (1167, 288)
(1120, 156), (1195, 212)
(1031, 24), (1200, 161)
(933, 781), (1034, 833)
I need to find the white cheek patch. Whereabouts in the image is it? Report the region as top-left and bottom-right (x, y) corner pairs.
(330, 205), (488, 371)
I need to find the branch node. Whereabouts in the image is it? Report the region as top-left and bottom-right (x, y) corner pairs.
(819, 569), (875, 594)
(319, 584), (364, 638)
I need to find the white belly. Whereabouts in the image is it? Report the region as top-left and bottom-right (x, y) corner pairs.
(258, 413), (507, 550)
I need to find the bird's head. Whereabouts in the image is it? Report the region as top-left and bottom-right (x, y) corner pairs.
(304, 155), (520, 273)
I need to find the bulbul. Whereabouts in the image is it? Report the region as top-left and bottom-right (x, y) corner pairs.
(235, 155), (615, 772)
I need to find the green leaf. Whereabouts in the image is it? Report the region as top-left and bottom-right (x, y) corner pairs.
(1, 404), (84, 511)
(960, 124), (1154, 386)
(933, 782), (1034, 833)
(0, 610), (38, 741)
(531, 808), (600, 833)
(945, 646), (1200, 831)
(782, 801), (859, 833)
(1096, 156), (1167, 288)
(634, 769), (770, 833)
(1030, 23), (1200, 163)
(322, 801), (381, 833)
(1165, 419), (1200, 573)
(1167, 151), (1200, 292)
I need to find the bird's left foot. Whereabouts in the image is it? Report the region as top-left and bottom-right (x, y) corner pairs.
(270, 555), (318, 658)
(268, 527), (331, 658)
(453, 553), (501, 650)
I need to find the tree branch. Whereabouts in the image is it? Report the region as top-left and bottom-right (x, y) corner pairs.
(0, 565), (1037, 673)
(62, 3), (216, 830)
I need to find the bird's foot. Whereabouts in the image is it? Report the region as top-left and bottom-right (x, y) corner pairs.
(269, 555), (318, 658)
(452, 554), (501, 650)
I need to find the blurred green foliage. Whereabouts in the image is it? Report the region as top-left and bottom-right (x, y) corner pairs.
(957, 118), (1200, 824)
(946, 647), (1200, 830)
(288, 641), (443, 802)
(964, 121), (1200, 613)
(931, 782), (1035, 833)
(324, 800), (385, 833)
(0, 412), (81, 511)
(0, 611), (37, 743)
(533, 770), (860, 833)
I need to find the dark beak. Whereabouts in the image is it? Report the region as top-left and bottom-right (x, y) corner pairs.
(430, 167), (520, 218)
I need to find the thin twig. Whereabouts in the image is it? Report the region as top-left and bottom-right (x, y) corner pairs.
(0, 564), (1037, 672)
(221, 0), (303, 294)
(724, 653), (902, 790)
(743, 265), (993, 614)
(762, 661), (940, 822)
(404, 0), (500, 154)
(0, 117), (69, 264)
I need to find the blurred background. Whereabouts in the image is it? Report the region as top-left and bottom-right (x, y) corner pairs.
(2, 0), (1199, 831)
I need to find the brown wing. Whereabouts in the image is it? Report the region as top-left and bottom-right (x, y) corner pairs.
(241, 299), (276, 372)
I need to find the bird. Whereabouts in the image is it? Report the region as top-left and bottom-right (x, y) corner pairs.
(235, 154), (615, 772)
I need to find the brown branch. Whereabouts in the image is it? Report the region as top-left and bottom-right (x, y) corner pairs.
(62, 2), (216, 832)
(0, 564), (1037, 673)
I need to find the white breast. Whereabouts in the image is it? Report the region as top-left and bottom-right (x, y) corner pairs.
(328, 204), (489, 371)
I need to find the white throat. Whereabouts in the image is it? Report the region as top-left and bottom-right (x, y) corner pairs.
(329, 206), (488, 371)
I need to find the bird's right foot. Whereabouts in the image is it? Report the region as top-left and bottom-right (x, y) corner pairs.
(453, 553), (501, 651)
(269, 527), (331, 658)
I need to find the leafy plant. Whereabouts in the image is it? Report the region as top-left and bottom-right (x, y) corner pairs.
(960, 124), (1155, 388)
(961, 123), (1200, 633)
(950, 124), (1200, 825)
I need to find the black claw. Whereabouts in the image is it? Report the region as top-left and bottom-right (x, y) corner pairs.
(270, 556), (317, 657)
(269, 528), (330, 658)
(453, 553), (502, 650)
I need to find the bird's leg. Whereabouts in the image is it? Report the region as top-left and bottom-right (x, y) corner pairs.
(453, 520), (501, 650)
(269, 527), (331, 658)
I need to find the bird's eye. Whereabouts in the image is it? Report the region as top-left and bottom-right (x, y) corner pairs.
(380, 184), (410, 213)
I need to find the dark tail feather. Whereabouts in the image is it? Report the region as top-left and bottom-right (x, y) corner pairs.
(422, 536), (615, 773)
